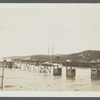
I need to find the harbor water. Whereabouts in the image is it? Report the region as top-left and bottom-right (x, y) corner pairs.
(1, 66), (100, 91)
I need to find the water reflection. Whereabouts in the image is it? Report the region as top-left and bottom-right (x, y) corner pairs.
(67, 77), (75, 80)
(91, 76), (100, 80)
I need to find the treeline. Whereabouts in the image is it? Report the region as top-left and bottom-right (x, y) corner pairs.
(62, 61), (100, 67)
(6, 50), (100, 67)
(30, 50), (100, 62)
(65, 50), (100, 62)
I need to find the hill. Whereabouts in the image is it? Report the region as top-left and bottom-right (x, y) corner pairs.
(62, 50), (100, 63)
(5, 50), (100, 63)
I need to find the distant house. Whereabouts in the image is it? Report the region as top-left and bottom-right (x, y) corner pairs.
(66, 59), (72, 62)
(6, 58), (12, 62)
(97, 59), (100, 63)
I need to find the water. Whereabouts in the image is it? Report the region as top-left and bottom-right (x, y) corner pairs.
(1, 66), (100, 91)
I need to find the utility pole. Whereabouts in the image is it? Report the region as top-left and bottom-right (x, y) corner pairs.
(52, 41), (54, 64)
(1, 59), (6, 90)
(48, 41), (50, 62)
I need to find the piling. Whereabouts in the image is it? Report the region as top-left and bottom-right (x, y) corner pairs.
(1, 59), (6, 90)
(39, 62), (52, 73)
(66, 66), (76, 78)
(33, 65), (36, 72)
(91, 66), (100, 79)
(53, 64), (62, 76)
(39, 66), (46, 73)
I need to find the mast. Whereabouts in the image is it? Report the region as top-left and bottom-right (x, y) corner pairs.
(52, 41), (54, 63)
(48, 41), (50, 62)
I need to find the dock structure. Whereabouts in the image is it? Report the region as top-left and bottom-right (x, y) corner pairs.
(12, 58), (63, 75)
(2, 57), (77, 78)
(12, 59), (51, 73)
(53, 64), (62, 76)
(66, 61), (76, 78)
(12, 59), (37, 72)
(66, 66), (76, 78)
(12, 59), (22, 69)
(91, 64), (100, 79)
(39, 62), (52, 73)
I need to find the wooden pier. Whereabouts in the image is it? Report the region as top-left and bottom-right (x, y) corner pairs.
(91, 65), (100, 79)
(9, 59), (77, 78)
(65, 61), (76, 78)
(53, 64), (62, 76)
(2, 58), (100, 91)
(39, 62), (52, 73)
(66, 66), (76, 78)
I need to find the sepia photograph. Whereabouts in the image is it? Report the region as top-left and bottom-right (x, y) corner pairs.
(0, 3), (100, 97)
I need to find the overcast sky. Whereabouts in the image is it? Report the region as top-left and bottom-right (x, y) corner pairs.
(0, 4), (100, 58)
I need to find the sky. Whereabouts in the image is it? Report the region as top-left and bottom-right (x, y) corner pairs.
(0, 4), (100, 58)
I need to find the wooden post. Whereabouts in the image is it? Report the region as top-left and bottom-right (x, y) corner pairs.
(1, 59), (6, 90)
(52, 41), (54, 64)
